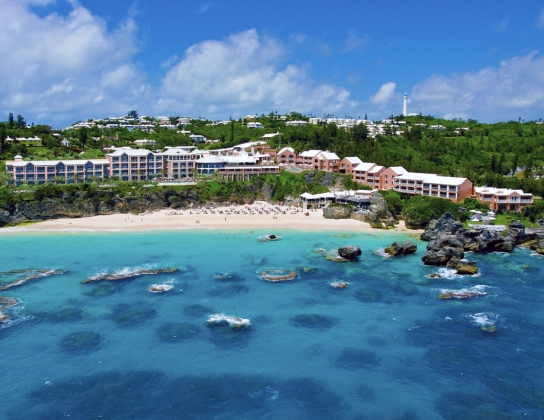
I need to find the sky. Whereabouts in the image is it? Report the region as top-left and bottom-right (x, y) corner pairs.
(1, 0), (544, 127)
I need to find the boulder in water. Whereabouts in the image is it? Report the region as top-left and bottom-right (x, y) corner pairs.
(338, 246), (361, 260)
(384, 241), (417, 256)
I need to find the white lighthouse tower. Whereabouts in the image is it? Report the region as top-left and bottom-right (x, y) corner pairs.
(403, 93), (408, 117)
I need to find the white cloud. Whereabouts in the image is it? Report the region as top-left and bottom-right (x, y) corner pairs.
(159, 29), (358, 118)
(198, 2), (213, 14)
(410, 52), (544, 121)
(493, 16), (509, 32)
(538, 8), (544, 29)
(0, 0), (147, 125)
(343, 31), (371, 52)
(370, 82), (398, 105)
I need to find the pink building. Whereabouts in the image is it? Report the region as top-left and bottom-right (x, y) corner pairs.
(379, 166), (407, 190)
(276, 147), (296, 166)
(393, 172), (473, 203)
(352, 162), (377, 186)
(339, 157), (363, 175)
(474, 187), (533, 211)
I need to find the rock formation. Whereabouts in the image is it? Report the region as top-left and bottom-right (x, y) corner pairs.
(384, 241), (417, 256)
(323, 204), (352, 219)
(338, 246), (362, 260)
(420, 213), (544, 265)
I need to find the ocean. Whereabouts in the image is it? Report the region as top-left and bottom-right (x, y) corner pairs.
(0, 229), (543, 419)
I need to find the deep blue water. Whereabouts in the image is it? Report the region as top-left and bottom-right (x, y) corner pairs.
(0, 229), (544, 419)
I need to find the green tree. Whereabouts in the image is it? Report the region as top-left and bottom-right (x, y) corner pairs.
(16, 114), (26, 129)
(8, 113), (14, 129)
(0, 123), (6, 153)
(128, 110), (138, 119)
(79, 127), (88, 148)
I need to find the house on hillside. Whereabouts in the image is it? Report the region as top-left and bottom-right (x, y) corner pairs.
(339, 157), (363, 175)
(474, 187), (533, 212)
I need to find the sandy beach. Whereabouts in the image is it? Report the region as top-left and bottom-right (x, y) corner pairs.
(1, 202), (420, 234)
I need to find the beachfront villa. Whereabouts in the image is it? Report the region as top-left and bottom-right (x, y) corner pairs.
(5, 147), (280, 184)
(392, 173), (473, 203)
(474, 187), (534, 212)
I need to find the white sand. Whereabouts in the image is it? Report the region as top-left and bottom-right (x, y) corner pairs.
(1, 202), (421, 234)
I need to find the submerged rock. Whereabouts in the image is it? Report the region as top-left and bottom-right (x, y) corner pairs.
(82, 267), (178, 284)
(259, 269), (297, 282)
(338, 246), (362, 260)
(207, 314), (250, 329)
(290, 314), (339, 330)
(149, 283), (174, 293)
(0, 314), (9, 323)
(59, 331), (102, 354)
(0, 296), (18, 311)
(0, 269), (67, 291)
(438, 287), (490, 299)
(258, 234), (282, 242)
(384, 241), (417, 256)
(330, 281), (348, 289)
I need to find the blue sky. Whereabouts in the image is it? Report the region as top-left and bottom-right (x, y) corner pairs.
(1, 0), (544, 127)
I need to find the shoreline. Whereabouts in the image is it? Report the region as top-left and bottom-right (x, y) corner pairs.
(0, 203), (423, 235)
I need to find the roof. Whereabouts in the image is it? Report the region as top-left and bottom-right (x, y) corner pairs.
(387, 166), (408, 175)
(394, 172), (437, 182)
(300, 192), (335, 199)
(367, 165), (385, 174)
(353, 162), (376, 172)
(319, 151), (340, 160)
(342, 157), (363, 165)
(299, 150), (322, 158)
(107, 148), (154, 157)
(475, 187), (532, 196)
(277, 147), (295, 154)
(10, 159), (109, 167)
(196, 156), (227, 164)
(422, 175), (470, 186)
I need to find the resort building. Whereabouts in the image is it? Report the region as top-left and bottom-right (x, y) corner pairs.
(379, 166), (407, 190)
(352, 162), (378, 186)
(5, 155), (109, 182)
(474, 187), (534, 212)
(5, 146), (279, 184)
(276, 147), (296, 166)
(339, 157), (363, 175)
(296, 150), (340, 172)
(392, 172), (473, 203)
(285, 120), (308, 127)
(5, 136), (43, 146)
(134, 139), (157, 147)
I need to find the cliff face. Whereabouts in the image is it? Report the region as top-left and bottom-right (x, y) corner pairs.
(0, 189), (203, 226)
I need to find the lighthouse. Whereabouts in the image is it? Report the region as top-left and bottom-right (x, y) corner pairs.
(403, 93), (408, 117)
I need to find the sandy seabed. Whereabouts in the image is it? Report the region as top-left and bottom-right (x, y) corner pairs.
(0, 202), (420, 234)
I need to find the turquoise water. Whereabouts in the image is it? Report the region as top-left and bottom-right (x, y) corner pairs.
(1, 229), (544, 419)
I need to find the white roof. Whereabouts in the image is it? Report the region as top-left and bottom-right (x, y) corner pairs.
(278, 147), (295, 154)
(353, 162), (376, 172)
(108, 149), (154, 157)
(475, 187), (532, 196)
(388, 166), (407, 175)
(162, 148), (191, 156)
(300, 192), (335, 199)
(319, 151), (340, 160)
(197, 156), (227, 164)
(299, 150), (322, 158)
(367, 165), (385, 174)
(422, 175), (470, 186)
(394, 172), (437, 182)
(343, 157), (363, 165)
(11, 159), (109, 167)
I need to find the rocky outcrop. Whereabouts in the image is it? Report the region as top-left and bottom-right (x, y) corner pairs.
(338, 246), (362, 260)
(323, 205), (352, 219)
(361, 193), (397, 228)
(420, 214), (544, 265)
(0, 188), (203, 226)
(384, 241), (417, 256)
